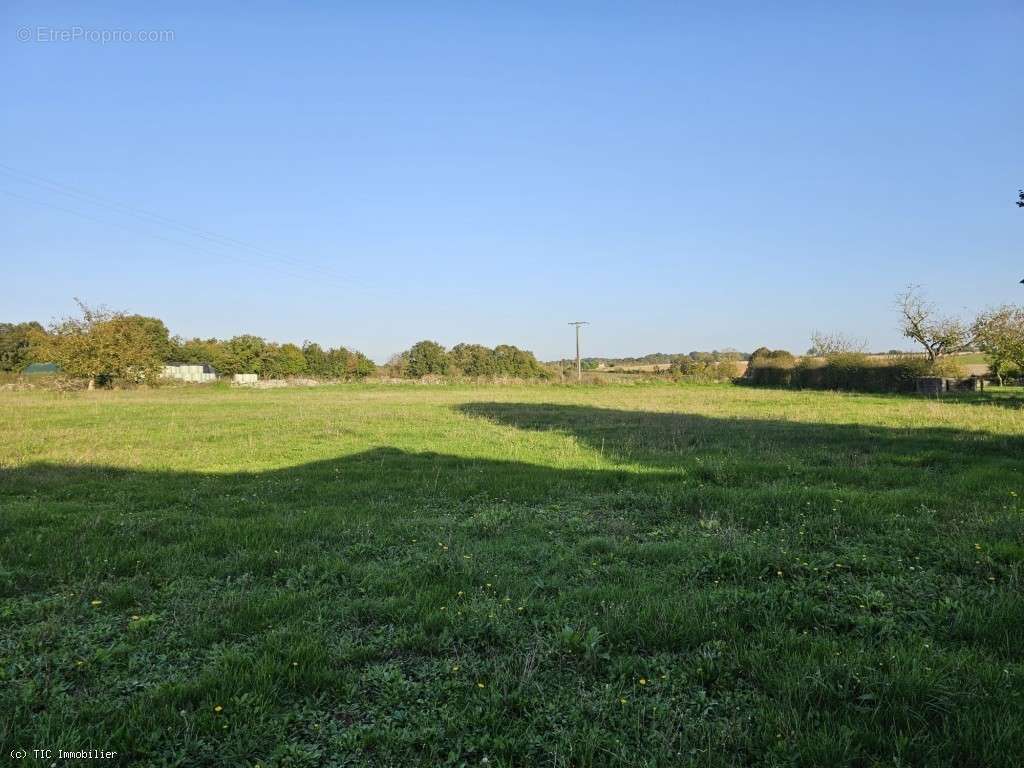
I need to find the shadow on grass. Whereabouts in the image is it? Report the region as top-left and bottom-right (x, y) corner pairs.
(4, 405), (1020, 599)
(3, 407), (1024, 766)
(456, 401), (1024, 477)
(733, 379), (1024, 410)
(4, 404), (1022, 528)
(940, 389), (1024, 409)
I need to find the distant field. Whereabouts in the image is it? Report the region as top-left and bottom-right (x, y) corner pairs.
(2, 383), (1023, 766)
(600, 353), (992, 378)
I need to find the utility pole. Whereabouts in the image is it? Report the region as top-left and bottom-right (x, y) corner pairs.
(568, 321), (589, 382)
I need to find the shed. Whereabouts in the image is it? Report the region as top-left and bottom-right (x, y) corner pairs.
(162, 363), (217, 383)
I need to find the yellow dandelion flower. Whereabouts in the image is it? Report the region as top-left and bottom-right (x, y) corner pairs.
(638, 678), (647, 686)
(477, 682), (485, 688)
(90, 599), (102, 606)
(214, 705), (223, 713)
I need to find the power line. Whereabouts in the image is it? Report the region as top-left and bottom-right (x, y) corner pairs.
(2, 191), (321, 286)
(0, 161), (380, 293)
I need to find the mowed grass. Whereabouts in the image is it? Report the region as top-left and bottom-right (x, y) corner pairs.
(2, 383), (1023, 767)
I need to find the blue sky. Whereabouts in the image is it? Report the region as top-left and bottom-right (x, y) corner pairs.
(2, 2), (1021, 361)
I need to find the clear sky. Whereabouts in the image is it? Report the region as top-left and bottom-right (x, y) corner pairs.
(2, 2), (1021, 361)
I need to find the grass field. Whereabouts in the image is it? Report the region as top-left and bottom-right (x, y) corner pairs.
(2, 383), (1024, 767)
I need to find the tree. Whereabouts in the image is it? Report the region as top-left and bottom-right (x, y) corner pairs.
(449, 343), (495, 377)
(808, 331), (867, 357)
(973, 305), (1024, 385)
(379, 353), (407, 378)
(37, 301), (171, 387)
(405, 340), (449, 377)
(0, 321), (44, 372)
(301, 341), (329, 376)
(348, 351), (376, 378)
(1017, 189), (1023, 208)
(261, 343), (308, 378)
(493, 344), (544, 377)
(300, 342), (373, 379)
(169, 337), (222, 369)
(895, 286), (972, 363)
(221, 335), (267, 375)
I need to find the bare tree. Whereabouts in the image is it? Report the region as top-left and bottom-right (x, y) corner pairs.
(895, 286), (972, 362)
(808, 331), (867, 357)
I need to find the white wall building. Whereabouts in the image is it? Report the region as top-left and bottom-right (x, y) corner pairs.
(162, 363), (217, 383)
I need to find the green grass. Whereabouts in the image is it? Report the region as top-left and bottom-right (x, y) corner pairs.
(2, 382), (1023, 767)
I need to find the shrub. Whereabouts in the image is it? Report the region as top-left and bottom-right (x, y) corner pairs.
(403, 342), (547, 380)
(747, 349), (797, 387)
(405, 340), (450, 377)
(717, 359), (745, 380)
(221, 335), (268, 375)
(672, 358), (739, 382)
(301, 342), (373, 379)
(0, 322), (44, 372)
(449, 343), (496, 377)
(492, 344), (546, 378)
(746, 348), (936, 393)
(261, 343), (308, 378)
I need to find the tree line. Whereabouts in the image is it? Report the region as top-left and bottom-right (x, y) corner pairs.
(382, 340), (548, 379)
(579, 350), (750, 369)
(0, 302), (551, 386)
(171, 335), (375, 379)
(896, 286), (1024, 385)
(0, 302), (377, 387)
(6, 288), (1022, 388)
(744, 288), (1024, 392)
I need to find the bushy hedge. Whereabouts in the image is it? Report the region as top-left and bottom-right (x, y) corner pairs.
(671, 357), (744, 382)
(396, 340), (549, 379)
(745, 349), (798, 386)
(171, 336), (375, 379)
(746, 350), (939, 393)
